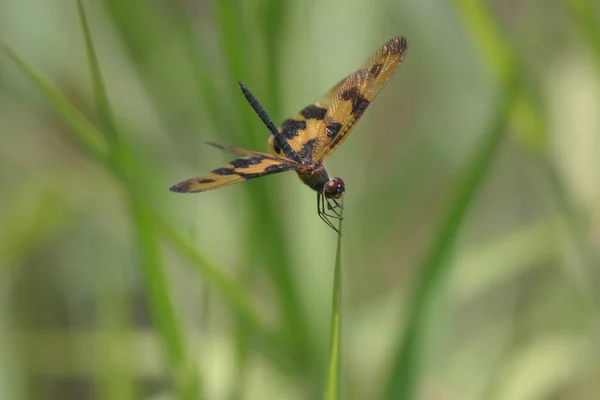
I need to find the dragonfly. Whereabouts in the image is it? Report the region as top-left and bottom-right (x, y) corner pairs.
(170, 36), (408, 233)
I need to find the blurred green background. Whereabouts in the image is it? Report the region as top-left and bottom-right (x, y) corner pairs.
(1, 0), (599, 399)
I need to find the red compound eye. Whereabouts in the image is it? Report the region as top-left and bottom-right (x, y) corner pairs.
(324, 177), (345, 199)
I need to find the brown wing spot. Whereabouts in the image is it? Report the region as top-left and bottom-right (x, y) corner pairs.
(300, 104), (327, 120)
(237, 163), (293, 180)
(330, 134), (345, 149)
(385, 36), (408, 61)
(213, 167), (236, 176)
(353, 97), (370, 118)
(170, 181), (192, 192)
(231, 156), (263, 168)
(280, 118), (307, 139)
(370, 63), (384, 77)
(197, 178), (216, 184)
(340, 87), (359, 101)
(298, 137), (317, 162)
(326, 122), (342, 139)
(340, 87), (371, 117)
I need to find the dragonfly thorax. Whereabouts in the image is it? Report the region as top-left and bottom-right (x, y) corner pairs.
(296, 164), (344, 198)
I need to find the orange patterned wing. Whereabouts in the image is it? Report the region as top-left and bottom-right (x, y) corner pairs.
(267, 73), (348, 163)
(170, 150), (298, 193)
(311, 36), (408, 162)
(266, 64), (365, 163)
(268, 78), (360, 165)
(266, 103), (329, 164)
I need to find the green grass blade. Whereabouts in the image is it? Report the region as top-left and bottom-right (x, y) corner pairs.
(453, 0), (514, 83)
(171, 0), (227, 137)
(215, 0), (312, 386)
(2, 42), (264, 332)
(215, 0), (310, 364)
(455, 0), (599, 304)
(540, 159), (600, 304)
(77, 4), (136, 398)
(559, 0), (600, 302)
(128, 200), (198, 400)
(384, 82), (518, 400)
(76, 0), (118, 141)
(325, 203), (344, 400)
(158, 218), (264, 330)
(75, 2), (200, 398)
(4, 7), (312, 393)
(259, 0), (289, 122)
(453, 0), (545, 138)
(1, 44), (109, 160)
(563, 0), (600, 70)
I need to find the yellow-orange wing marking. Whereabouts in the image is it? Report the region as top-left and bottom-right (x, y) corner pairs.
(266, 105), (327, 163)
(169, 148), (298, 193)
(311, 36), (408, 162)
(266, 76), (348, 162)
(268, 36), (407, 164)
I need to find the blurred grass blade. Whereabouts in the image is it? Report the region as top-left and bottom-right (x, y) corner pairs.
(563, 0), (600, 70)
(158, 218), (264, 330)
(216, 0), (310, 365)
(454, 0), (546, 146)
(453, 0), (513, 83)
(455, 0), (599, 304)
(130, 200), (199, 400)
(384, 82), (518, 400)
(1, 44), (109, 160)
(75, 2), (200, 398)
(77, 5), (135, 399)
(171, 0), (227, 136)
(77, 0), (118, 142)
(559, 0), (600, 302)
(3, 39), (264, 336)
(325, 204), (344, 400)
(259, 0), (289, 121)
(540, 159), (600, 304)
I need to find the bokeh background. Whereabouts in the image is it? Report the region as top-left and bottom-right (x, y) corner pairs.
(1, 0), (599, 399)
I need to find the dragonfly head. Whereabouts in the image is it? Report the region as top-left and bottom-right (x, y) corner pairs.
(323, 177), (345, 199)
